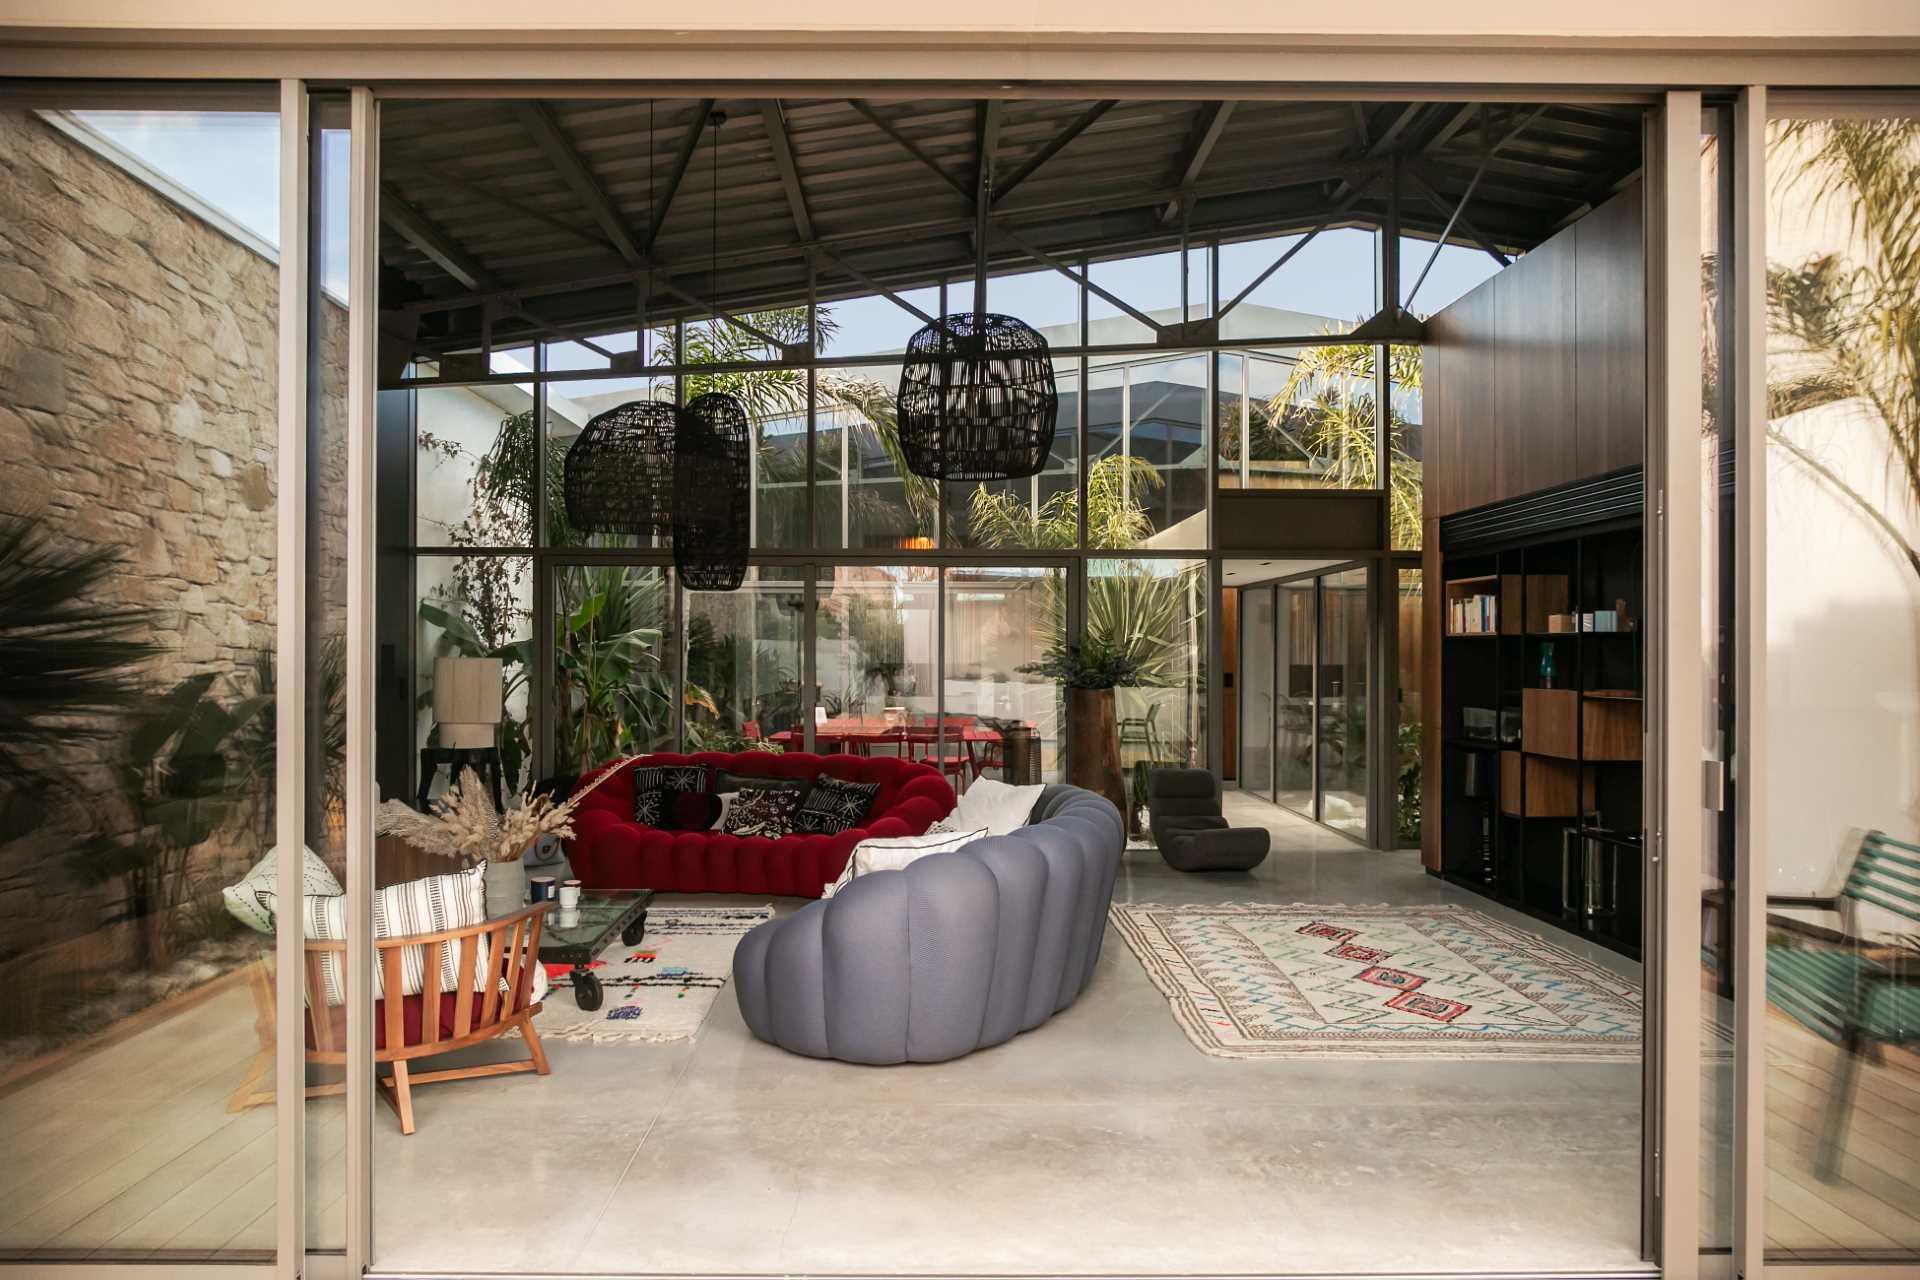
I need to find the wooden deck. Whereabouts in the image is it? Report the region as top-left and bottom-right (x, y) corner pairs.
(0, 976), (345, 1262)
(1761, 1016), (1920, 1260)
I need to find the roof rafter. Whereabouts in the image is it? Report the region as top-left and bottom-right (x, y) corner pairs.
(847, 98), (973, 203)
(513, 100), (643, 267)
(1159, 101), (1236, 224)
(993, 100), (1117, 204)
(647, 98), (717, 254)
(758, 99), (815, 244)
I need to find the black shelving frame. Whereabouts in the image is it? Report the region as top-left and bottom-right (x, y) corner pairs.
(1436, 471), (1646, 960)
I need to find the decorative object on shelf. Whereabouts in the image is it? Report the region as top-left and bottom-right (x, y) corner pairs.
(562, 398), (681, 535)
(897, 311), (1059, 481)
(672, 391), (751, 591)
(1537, 641), (1558, 689)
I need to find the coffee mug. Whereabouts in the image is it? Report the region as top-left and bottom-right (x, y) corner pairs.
(529, 875), (556, 904)
(559, 879), (582, 910)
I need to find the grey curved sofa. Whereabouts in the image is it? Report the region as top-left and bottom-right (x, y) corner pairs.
(732, 784), (1124, 1064)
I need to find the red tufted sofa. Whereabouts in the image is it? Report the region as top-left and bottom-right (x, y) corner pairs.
(565, 752), (956, 898)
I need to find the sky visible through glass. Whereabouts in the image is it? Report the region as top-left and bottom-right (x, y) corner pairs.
(78, 109), (1505, 356)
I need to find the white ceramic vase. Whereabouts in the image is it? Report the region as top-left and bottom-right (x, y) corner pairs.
(483, 857), (527, 918)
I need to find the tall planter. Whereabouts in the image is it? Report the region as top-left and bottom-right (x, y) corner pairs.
(1066, 687), (1127, 819)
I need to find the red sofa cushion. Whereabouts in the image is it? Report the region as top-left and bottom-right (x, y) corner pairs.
(565, 751), (956, 898)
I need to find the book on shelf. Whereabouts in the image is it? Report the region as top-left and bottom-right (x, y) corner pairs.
(1450, 593), (1498, 635)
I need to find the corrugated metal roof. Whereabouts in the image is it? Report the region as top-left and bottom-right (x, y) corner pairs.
(379, 97), (1643, 353)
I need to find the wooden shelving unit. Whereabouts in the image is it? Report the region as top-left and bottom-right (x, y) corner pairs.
(1436, 518), (1645, 959)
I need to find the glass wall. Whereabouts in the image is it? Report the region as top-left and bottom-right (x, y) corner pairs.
(816, 566), (938, 736)
(1277, 580), (1317, 814)
(1395, 567), (1423, 849)
(1239, 587), (1275, 793)
(0, 96), (282, 1262)
(1318, 567), (1370, 836)
(1759, 106), (1920, 1263)
(551, 564), (675, 773)
(942, 567), (1067, 783)
(684, 568), (807, 751)
(1089, 558), (1208, 775)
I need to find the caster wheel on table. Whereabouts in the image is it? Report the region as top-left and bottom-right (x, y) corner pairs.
(573, 970), (604, 1012)
(622, 913), (647, 947)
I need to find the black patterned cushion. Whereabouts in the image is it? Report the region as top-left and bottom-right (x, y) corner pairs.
(632, 764), (708, 794)
(719, 786), (804, 838)
(794, 776), (881, 835)
(633, 787), (666, 827)
(713, 768), (811, 796)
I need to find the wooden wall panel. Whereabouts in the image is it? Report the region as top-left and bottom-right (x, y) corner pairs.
(1423, 179), (1645, 520)
(1497, 227), (1579, 499)
(1575, 183), (1649, 478)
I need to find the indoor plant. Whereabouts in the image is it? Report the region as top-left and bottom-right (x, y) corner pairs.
(1019, 639), (1145, 819)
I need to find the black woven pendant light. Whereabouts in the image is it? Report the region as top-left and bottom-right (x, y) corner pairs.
(563, 101), (675, 537)
(897, 311), (1058, 481)
(673, 390), (751, 591)
(671, 111), (751, 592)
(562, 398), (679, 535)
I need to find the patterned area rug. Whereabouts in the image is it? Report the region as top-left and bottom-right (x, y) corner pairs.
(536, 904), (772, 1044)
(1111, 902), (1642, 1060)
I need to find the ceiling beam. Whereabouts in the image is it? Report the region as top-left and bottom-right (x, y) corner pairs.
(514, 100), (643, 268)
(993, 100), (1116, 204)
(1159, 101), (1237, 225)
(1420, 103), (1480, 155)
(1401, 168), (1513, 266)
(757, 99), (815, 244)
(405, 158), (1381, 319)
(972, 99), (1002, 272)
(847, 98), (973, 203)
(381, 186), (498, 292)
(1328, 102), (1427, 204)
(647, 98), (717, 254)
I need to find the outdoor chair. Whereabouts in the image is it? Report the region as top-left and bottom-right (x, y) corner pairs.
(1765, 830), (1920, 1180)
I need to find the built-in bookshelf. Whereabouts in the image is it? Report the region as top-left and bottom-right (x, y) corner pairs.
(1437, 499), (1645, 959)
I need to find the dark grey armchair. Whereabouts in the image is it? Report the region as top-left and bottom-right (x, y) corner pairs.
(1147, 767), (1270, 872)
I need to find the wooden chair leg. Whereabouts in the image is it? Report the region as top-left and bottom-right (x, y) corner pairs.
(228, 958), (278, 1113)
(521, 1017), (552, 1076)
(389, 1061), (417, 1135)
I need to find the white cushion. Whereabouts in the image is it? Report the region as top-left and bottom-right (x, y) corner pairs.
(822, 826), (988, 897)
(223, 844), (341, 934)
(259, 862), (487, 1005)
(951, 777), (1045, 837)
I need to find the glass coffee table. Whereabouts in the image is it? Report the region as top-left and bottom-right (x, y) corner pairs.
(537, 890), (654, 1011)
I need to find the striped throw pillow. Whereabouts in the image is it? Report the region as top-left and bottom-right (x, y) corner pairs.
(261, 861), (487, 1006)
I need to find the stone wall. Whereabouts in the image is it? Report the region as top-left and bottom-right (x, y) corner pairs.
(0, 108), (347, 960)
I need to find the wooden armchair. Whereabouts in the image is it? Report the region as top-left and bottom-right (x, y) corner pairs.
(1766, 830), (1920, 1180)
(233, 903), (552, 1135)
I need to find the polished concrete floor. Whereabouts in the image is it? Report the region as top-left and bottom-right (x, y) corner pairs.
(359, 795), (1653, 1276)
(17, 799), (1920, 1269)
